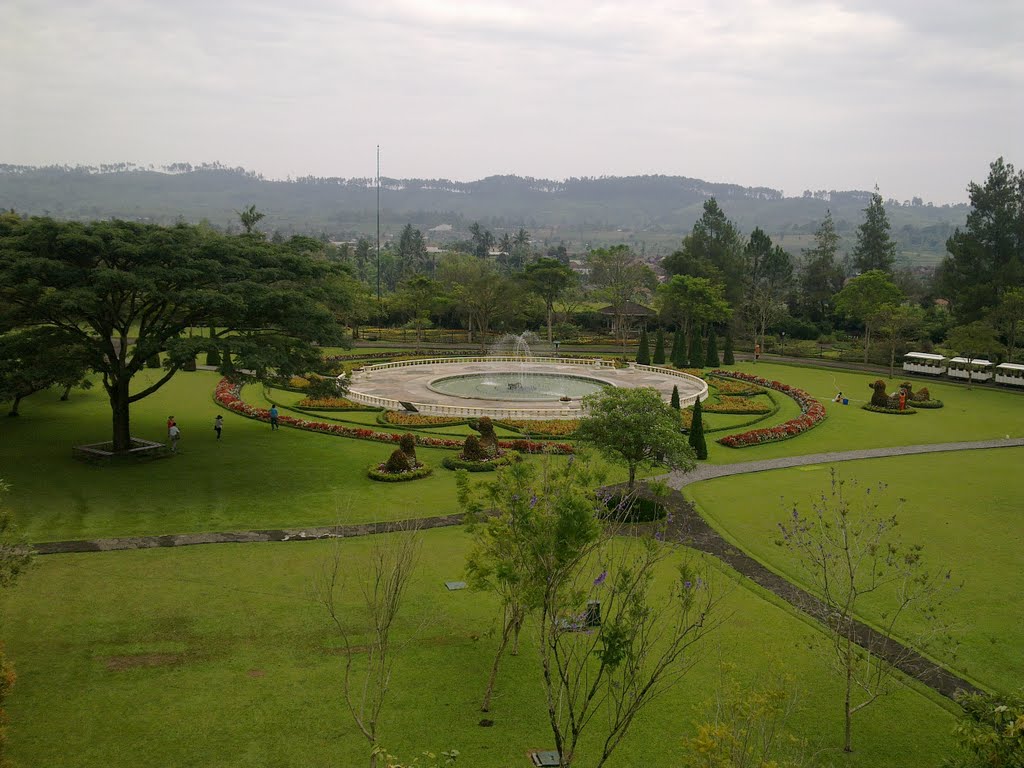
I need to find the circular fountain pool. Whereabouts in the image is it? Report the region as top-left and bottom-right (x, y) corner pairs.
(428, 372), (610, 401)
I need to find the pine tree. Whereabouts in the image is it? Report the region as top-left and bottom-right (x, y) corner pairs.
(671, 330), (687, 368)
(705, 329), (719, 367)
(723, 332), (735, 365)
(852, 190), (897, 274)
(688, 333), (704, 370)
(653, 327), (666, 365)
(688, 397), (708, 460)
(670, 384), (680, 410)
(636, 327), (650, 365)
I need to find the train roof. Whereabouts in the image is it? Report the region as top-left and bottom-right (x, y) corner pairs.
(904, 352), (946, 361)
(948, 357), (993, 366)
(996, 362), (1024, 371)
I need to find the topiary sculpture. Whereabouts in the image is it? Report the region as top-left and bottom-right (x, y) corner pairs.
(384, 448), (412, 474)
(399, 433), (417, 463)
(475, 416), (501, 457)
(462, 434), (487, 462)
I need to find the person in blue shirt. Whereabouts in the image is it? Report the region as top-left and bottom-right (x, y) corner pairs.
(269, 405), (279, 430)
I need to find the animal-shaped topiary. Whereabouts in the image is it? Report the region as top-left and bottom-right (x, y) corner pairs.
(461, 434), (488, 462)
(869, 380), (902, 408)
(899, 382), (931, 402)
(384, 448), (412, 474)
(399, 433), (417, 463)
(475, 416), (501, 457)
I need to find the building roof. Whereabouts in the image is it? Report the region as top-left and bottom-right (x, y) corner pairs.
(597, 301), (656, 317)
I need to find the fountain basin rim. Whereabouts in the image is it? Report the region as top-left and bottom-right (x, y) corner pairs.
(426, 371), (617, 402)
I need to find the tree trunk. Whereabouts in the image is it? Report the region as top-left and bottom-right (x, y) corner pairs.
(8, 394), (22, 417)
(482, 614), (514, 712)
(889, 346), (896, 379)
(511, 612), (523, 656)
(60, 384), (72, 401)
(863, 327), (871, 364)
(547, 305), (554, 344)
(110, 379), (132, 452)
(628, 464), (636, 490)
(844, 637), (854, 752)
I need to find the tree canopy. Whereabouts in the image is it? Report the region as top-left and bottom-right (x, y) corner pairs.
(0, 214), (352, 451)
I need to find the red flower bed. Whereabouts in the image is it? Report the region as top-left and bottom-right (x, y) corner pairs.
(709, 370), (826, 448)
(213, 379), (573, 455)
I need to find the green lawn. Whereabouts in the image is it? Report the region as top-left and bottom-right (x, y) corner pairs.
(0, 529), (956, 768)
(686, 450), (1024, 692)
(702, 362), (1024, 464)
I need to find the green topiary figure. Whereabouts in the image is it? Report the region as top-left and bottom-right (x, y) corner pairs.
(723, 332), (735, 365)
(462, 434), (487, 461)
(147, 353), (161, 369)
(653, 327), (665, 365)
(205, 348), (221, 366)
(688, 397), (708, 460)
(636, 328), (650, 366)
(475, 416), (500, 456)
(670, 384), (680, 410)
(688, 334), (704, 370)
(384, 448), (412, 474)
(671, 330), (687, 368)
(704, 329), (720, 367)
(399, 433), (417, 464)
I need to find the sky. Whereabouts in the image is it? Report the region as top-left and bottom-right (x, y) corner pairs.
(3, 0), (1022, 204)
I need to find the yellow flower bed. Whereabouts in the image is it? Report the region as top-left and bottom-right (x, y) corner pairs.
(704, 395), (773, 414)
(297, 396), (359, 408)
(383, 412), (464, 427)
(501, 419), (580, 437)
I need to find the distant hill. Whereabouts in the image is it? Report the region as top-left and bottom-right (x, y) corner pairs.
(0, 163), (968, 266)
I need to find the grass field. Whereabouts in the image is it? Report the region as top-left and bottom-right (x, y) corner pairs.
(1, 358), (1021, 767)
(1, 530), (957, 768)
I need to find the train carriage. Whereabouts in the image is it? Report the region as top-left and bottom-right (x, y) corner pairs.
(946, 357), (994, 382)
(902, 352), (948, 376)
(995, 362), (1024, 388)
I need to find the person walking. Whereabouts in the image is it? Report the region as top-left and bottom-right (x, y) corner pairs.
(168, 423), (181, 452)
(269, 405), (279, 431)
(167, 415), (176, 436)
(214, 415), (223, 440)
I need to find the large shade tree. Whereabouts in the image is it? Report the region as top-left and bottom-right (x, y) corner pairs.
(0, 215), (349, 451)
(522, 257), (576, 343)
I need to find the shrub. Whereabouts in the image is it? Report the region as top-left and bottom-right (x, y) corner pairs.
(598, 492), (666, 523)
(636, 328), (651, 365)
(475, 417), (500, 456)
(670, 385), (680, 410)
(688, 397), (708, 460)
(368, 464), (433, 482)
(671, 331), (686, 368)
(653, 327), (665, 365)
(723, 333), (735, 365)
(147, 354), (161, 369)
(462, 434), (487, 461)
(441, 453), (518, 472)
(688, 334), (704, 370)
(399, 433), (417, 462)
(704, 330), (720, 367)
(205, 348), (221, 366)
(384, 449), (412, 474)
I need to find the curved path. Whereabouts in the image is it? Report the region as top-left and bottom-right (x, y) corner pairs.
(36, 438), (1022, 702)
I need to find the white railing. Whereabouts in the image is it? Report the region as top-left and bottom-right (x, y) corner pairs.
(346, 390), (580, 419)
(629, 364), (709, 406)
(358, 356), (616, 372)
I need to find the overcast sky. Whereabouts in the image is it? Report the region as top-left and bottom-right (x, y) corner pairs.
(3, 0), (1022, 203)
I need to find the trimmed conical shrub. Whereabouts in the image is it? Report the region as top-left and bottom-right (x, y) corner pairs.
(670, 384), (680, 410)
(688, 334), (703, 370)
(146, 354), (161, 369)
(671, 331), (686, 368)
(705, 330), (719, 367)
(688, 397), (708, 460)
(653, 327), (665, 365)
(723, 332), (735, 365)
(636, 328), (650, 365)
(205, 348), (221, 366)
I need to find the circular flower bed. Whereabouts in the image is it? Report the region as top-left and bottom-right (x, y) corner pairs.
(862, 404), (917, 415)
(367, 464), (433, 481)
(441, 453), (519, 472)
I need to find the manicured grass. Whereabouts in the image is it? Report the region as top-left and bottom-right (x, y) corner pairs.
(704, 362), (1024, 464)
(0, 529), (956, 768)
(686, 450), (1024, 691)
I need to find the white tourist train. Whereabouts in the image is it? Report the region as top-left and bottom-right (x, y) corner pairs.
(901, 352), (1024, 386)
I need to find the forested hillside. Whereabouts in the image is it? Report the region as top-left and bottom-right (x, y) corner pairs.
(0, 163), (967, 264)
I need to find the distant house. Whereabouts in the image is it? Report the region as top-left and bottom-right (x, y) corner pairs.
(429, 223), (453, 233)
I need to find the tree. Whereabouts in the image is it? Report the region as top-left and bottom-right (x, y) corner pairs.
(939, 157), (1024, 323)
(992, 286), (1024, 362)
(393, 275), (444, 354)
(688, 333), (704, 371)
(316, 530), (422, 768)
(395, 224), (428, 279)
(873, 303), (925, 378)
(723, 331), (735, 365)
(577, 387), (697, 489)
(657, 275), (731, 367)
(688, 397), (708, 460)
(458, 458), (605, 714)
(523, 257), (576, 343)
(586, 246), (657, 355)
(704, 328), (720, 367)
(670, 385), (680, 410)
(799, 211), (846, 323)
(851, 190), (898, 274)
(438, 253), (515, 350)
(745, 227), (793, 296)
(663, 198), (748, 304)
(653, 327), (666, 365)
(0, 216), (348, 451)
(945, 690), (1024, 768)
(636, 327), (650, 365)
(468, 222), (494, 259)
(743, 285), (789, 367)
(670, 328), (687, 368)
(237, 204), (265, 235)
(0, 328), (91, 416)
(833, 270), (903, 363)
(946, 321), (1000, 389)
(776, 470), (953, 753)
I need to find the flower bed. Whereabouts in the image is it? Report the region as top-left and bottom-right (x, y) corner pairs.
(706, 376), (765, 396)
(367, 464), (433, 482)
(214, 379), (574, 454)
(703, 395), (774, 414)
(382, 412), (465, 427)
(862, 404), (918, 415)
(296, 396), (372, 410)
(441, 454), (519, 472)
(498, 419), (581, 437)
(710, 371), (826, 448)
